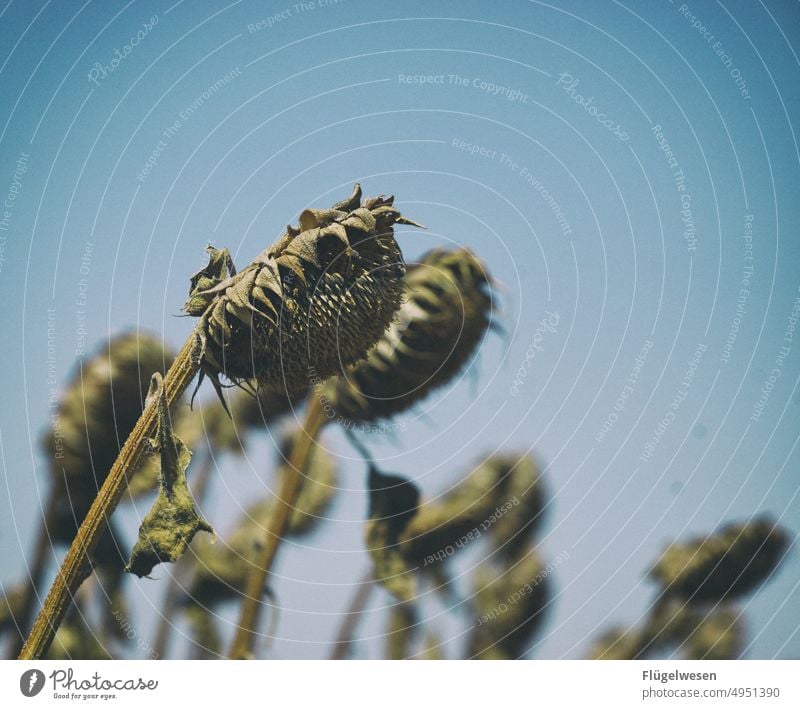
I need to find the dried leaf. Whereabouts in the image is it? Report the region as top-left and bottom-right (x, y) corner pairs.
(366, 466), (420, 604)
(126, 374), (213, 578)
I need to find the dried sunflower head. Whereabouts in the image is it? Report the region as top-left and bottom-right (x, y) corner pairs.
(43, 332), (171, 551)
(186, 184), (420, 396)
(468, 547), (551, 659)
(398, 454), (542, 567)
(329, 247), (494, 424)
(45, 332), (171, 488)
(365, 466), (421, 604)
(481, 454), (546, 560)
(649, 517), (790, 603)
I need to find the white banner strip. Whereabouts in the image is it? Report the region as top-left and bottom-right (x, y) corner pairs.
(2, 660), (798, 708)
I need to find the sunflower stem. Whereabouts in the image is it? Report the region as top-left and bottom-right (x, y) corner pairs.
(18, 334), (200, 660)
(228, 387), (328, 659)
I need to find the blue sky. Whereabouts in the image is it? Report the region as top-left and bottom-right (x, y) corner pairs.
(0, 0), (798, 659)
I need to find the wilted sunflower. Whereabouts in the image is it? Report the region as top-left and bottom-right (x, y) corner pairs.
(185, 184), (421, 396)
(649, 517), (789, 603)
(41, 332), (172, 564)
(330, 247), (494, 424)
(398, 453), (543, 568)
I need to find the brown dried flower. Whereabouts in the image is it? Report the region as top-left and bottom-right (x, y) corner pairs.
(398, 454), (544, 567)
(330, 247), (493, 423)
(185, 184), (420, 396)
(44, 332), (172, 546)
(649, 517), (789, 603)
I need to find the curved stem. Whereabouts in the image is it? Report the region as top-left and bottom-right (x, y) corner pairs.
(329, 570), (374, 660)
(228, 388), (328, 659)
(19, 334), (200, 660)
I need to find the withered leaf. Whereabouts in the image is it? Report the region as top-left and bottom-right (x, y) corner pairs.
(126, 373), (213, 578)
(365, 465), (420, 604)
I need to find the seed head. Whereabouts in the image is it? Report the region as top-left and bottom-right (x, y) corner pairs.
(398, 454), (543, 566)
(186, 184), (420, 396)
(43, 332), (171, 550)
(330, 247), (494, 423)
(649, 517), (789, 603)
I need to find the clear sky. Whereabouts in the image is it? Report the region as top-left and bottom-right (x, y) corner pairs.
(0, 0), (798, 659)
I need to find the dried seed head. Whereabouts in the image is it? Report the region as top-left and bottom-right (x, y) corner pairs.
(481, 454), (547, 560)
(398, 454), (543, 567)
(330, 247), (494, 423)
(44, 331), (171, 488)
(468, 548), (551, 659)
(365, 466), (421, 604)
(188, 434), (336, 607)
(186, 184), (420, 396)
(43, 332), (171, 558)
(649, 517), (790, 603)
